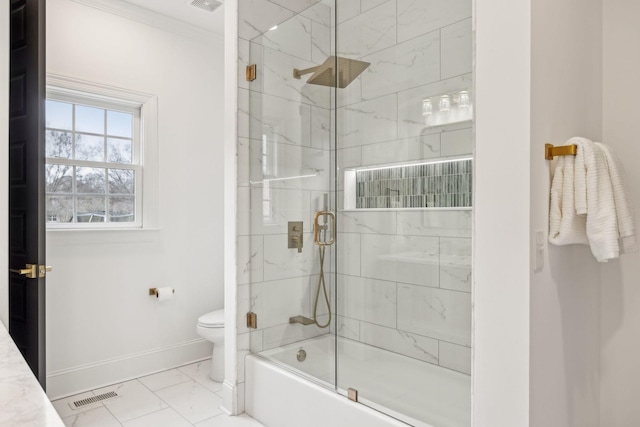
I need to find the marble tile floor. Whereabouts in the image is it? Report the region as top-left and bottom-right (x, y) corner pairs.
(52, 359), (264, 427)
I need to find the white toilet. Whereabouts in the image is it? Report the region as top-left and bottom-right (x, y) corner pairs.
(196, 309), (225, 382)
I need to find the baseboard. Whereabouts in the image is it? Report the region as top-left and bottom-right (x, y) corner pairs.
(46, 338), (212, 399)
(222, 379), (238, 415)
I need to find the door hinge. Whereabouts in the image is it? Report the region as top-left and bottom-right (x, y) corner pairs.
(247, 312), (257, 329)
(246, 64), (257, 81)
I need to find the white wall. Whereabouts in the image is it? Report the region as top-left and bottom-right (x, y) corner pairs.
(473, 0), (531, 424)
(529, 0), (603, 426)
(601, 0), (640, 424)
(45, 0), (225, 398)
(0, 2), (8, 329)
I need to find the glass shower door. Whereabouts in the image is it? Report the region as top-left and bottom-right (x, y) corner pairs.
(333, 1), (473, 426)
(242, 0), (473, 425)
(243, 0), (338, 390)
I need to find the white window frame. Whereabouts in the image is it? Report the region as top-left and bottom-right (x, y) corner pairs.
(45, 74), (159, 230)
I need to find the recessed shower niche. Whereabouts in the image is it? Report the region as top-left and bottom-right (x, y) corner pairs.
(344, 157), (473, 210)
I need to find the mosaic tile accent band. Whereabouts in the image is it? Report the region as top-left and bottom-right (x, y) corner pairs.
(355, 159), (473, 208)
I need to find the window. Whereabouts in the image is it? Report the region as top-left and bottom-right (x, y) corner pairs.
(45, 75), (158, 229)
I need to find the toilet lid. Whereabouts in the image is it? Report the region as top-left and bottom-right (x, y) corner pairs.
(198, 309), (224, 327)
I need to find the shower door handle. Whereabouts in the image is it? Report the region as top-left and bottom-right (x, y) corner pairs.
(313, 211), (335, 246)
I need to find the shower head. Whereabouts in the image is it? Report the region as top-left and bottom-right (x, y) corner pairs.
(293, 56), (370, 88)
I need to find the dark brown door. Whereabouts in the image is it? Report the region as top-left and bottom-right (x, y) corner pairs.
(8, 0), (46, 388)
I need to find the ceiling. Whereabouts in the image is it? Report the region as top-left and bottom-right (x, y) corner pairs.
(119, 0), (225, 36)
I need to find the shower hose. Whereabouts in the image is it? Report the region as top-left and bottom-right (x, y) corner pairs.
(313, 245), (332, 329)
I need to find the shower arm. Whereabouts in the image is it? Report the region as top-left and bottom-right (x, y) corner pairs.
(293, 66), (322, 79)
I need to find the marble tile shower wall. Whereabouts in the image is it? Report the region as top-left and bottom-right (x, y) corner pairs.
(236, 1), (334, 405)
(334, 0), (473, 376)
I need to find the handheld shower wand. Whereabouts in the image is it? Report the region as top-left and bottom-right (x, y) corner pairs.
(312, 193), (334, 329)
(290, 194), (335, 328)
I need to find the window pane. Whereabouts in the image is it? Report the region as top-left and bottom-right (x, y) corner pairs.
(108, 169), (134, 194)
(107, 110), (133, 138)
(45, 94), (141, 228)
(46, 196), (73, 223)
(107, 138), (132, 163)
(75, 105), (105, 134)
(76, 167), (106, 194)
(109, 196), (134, 223)
(75, 134), (105, 161)
(77, 197), (106, 222)
(46, 130), (72, 159)
(46, 100), (72, 130)
(46, 164), (73, 193)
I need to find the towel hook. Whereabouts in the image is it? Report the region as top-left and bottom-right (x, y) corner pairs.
(545, 143), (578, 160)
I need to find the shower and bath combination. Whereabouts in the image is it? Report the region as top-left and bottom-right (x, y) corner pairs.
(246, 2), (473, 425)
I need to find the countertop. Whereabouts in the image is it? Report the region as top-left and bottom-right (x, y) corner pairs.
(0, 322), (64, 426)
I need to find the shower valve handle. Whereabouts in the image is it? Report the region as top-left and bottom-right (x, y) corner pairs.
(313, 211), (335, 246)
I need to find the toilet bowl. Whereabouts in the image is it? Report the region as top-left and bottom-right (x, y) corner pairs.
(196, 309), (225, 382)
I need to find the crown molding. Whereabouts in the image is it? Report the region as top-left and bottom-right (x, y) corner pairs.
(70, 0), (223, 43)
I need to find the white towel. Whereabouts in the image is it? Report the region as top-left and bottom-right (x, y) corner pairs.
(595, 142), (638, 254)
(548, 150), (588, 245)
(548, 137), (635, 262)
(572, 137), (594, 216)
(583, 142), (618, 261)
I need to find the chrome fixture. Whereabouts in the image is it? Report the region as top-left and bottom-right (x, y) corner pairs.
(296, 348), (307, 362)
(288, 221), (304, 253)
(293, 56), (370, 88)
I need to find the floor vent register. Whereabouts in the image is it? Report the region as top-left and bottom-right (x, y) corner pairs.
(70, 391), (119, 409)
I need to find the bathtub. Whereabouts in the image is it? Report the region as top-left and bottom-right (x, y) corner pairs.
(245, 335), (470, 427)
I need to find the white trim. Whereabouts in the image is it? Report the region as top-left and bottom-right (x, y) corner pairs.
(223, 0), (239, 416)
(46, 338), (212, 399)
(46, 74), (159, 230)
(47, 73), (154, 106)
(70, 0), (223, 42)
(473, 0), (531, 424)
(222, 380), (237, 415)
